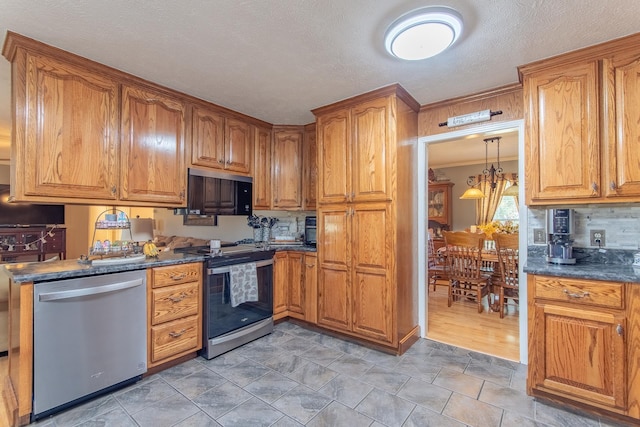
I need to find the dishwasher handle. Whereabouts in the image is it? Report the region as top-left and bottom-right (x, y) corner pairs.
(38, 278), (144, 302)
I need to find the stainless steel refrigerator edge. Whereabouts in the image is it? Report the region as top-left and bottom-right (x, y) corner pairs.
(33, 270), (147, 419)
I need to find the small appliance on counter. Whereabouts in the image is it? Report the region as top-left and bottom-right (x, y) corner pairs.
(304, 216), (316, 247)
(546, 208), (576, 264)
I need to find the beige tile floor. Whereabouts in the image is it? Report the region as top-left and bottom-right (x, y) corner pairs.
(13, 322), (633, 426)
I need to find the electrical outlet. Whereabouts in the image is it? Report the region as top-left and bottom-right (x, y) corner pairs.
(533, 228), (546, 244)
(590, 229), (606, 247)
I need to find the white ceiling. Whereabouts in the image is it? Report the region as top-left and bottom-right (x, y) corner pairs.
(1, 0), (639, 158)
(428, 129), (519, 169)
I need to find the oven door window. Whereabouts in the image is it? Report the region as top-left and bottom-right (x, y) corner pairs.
(206, 264), (273, 339)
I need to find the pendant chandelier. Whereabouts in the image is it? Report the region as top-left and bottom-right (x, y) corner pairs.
(459, 137), (504, 199)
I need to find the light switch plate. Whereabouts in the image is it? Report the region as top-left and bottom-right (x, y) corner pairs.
(533, 228), (546, 244)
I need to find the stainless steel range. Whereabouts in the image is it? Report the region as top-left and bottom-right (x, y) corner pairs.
(176, 244), (275, 359)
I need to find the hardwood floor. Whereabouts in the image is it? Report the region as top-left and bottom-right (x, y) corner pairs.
(0, 356), (8, 427)
(427, 283), (520, 361)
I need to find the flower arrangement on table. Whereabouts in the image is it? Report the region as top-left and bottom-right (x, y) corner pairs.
(477, 220), (519, 238)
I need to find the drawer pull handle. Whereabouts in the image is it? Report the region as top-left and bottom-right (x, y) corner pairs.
(171, 273), (186, 280)
(169, 329), (186, 338)
(168, 293), (186, 303)
(563, 289), (590, 298)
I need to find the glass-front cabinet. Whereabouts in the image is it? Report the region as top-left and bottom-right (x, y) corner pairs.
(427, 182), (454, 237)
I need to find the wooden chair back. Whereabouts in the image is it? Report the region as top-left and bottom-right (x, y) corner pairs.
(493, 233), (519, 288)
(442, 231), (485, 282)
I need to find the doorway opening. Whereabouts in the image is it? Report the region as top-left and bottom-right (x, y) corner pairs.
(418, 120), (528, 363)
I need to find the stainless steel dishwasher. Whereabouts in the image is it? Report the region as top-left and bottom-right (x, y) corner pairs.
(33, 269), (147, 420)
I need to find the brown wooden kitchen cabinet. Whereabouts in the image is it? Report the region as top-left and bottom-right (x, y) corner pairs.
(147, 262), (202, 368)
(273, 251), (289, 320)
(273, 251), (317, 323)
(527, 274), (640, 423)
(520, 33), (640, 205)
(303, 123), (318, 210)
(3, 34), (189, 207)
(191, 105), (253, 175)
(5, 46), (120, 202)
(272, 126), (304, 210)
(4, 32), (276, 208)
(317, 203), (394, 344)
(316, 96), (394, 205)
(120, 84), (187, 205)
(252, 125), (273, 209)
(313, 85), (420, 353)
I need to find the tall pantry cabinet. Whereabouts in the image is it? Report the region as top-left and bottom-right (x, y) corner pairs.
(311, 84), (420, 354)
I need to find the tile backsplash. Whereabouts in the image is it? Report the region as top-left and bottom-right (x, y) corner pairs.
(527, 204), (640, 250)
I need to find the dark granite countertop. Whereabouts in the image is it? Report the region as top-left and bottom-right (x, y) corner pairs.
(3, 251), (207, 283)
(524, 258), (640, 283)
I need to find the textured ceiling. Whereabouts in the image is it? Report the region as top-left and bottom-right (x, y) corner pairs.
(1, 0), (639, 150)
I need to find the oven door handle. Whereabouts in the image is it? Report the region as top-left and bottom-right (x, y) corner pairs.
(207, 258), (274, 275)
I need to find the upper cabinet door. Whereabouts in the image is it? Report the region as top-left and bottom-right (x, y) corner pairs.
(252, 125), (272, 210)
(604, 54), (640, 197)
(191, 106), (225, 169)
(303, 124), (318, 210)
(316, 108), (350, 204)
(224, 118), (252, 174)
(22, 53), (119, 200)
(120, 85), (187, 205)
(272, 129), (303, 209)
(351, 97), (393, 202)
(524, 61), (600, 203)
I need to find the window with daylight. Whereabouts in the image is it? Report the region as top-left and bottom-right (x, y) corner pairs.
(492, 185), (519, 225)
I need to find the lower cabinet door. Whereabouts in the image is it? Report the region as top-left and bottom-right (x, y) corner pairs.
(317, 267), (351, 332)
(287, 252), (305, 319)
(531, 303), (626, 410)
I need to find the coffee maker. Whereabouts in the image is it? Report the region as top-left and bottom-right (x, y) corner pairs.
(546, 208), (576, 264)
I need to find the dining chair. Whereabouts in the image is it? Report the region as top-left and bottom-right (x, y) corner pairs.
(427, 233), (448, 292)
(492, 232), (519, 318)
(442, 231), (491, 313)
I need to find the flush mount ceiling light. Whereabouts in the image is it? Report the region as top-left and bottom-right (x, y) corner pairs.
(385, 6), (463, 61)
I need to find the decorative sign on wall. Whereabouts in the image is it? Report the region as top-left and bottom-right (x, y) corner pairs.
(438, 109), (503, 127)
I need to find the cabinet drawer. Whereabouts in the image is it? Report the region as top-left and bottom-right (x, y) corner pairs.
(534, 276), (624, 309)
(151, 282), (199, 325)
(150, 316), (200, 363)
(151, 262), (202, 288)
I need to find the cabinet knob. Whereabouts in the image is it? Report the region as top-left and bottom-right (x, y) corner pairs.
(610, 181), (617, 191)
(218, 159), (224, 164)
(591, 182), (598, 194)
(616, 324), (624, 336)
(111, 186), (117, 195)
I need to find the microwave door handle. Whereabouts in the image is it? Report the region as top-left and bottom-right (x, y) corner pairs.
(38, 278), (144, 302)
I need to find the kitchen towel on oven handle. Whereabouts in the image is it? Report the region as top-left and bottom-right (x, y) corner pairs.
(229, 262), (259, 307)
